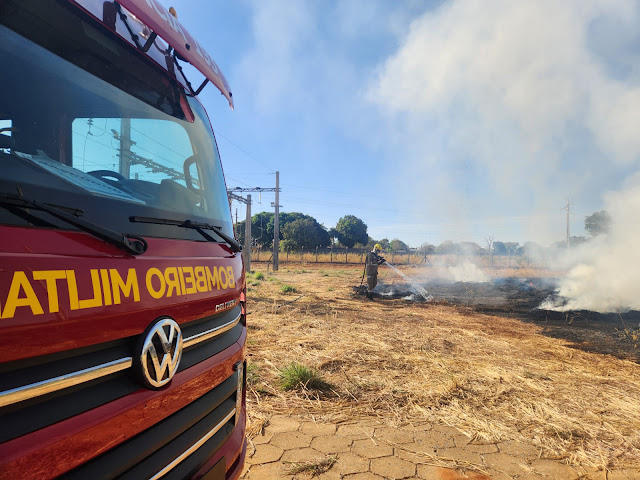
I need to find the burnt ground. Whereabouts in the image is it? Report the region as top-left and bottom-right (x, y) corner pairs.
(366, 278), (640, 364)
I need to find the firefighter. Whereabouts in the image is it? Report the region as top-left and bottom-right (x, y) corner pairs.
(364, 244), (386, 299)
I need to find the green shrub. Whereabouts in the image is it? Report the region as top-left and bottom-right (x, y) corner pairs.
(279, 362), (330, 391)
(246, 362), (260, 386)
(254, 272), (265, 280)
(280, 284), (297, 294)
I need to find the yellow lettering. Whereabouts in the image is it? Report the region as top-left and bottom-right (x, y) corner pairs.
(205, 266), (217, 291)
(3, 271), (44, 318)
(146, 268), (166, 299)
(110, 269), (140, 304)
(101, 269), (112, 306)
(178, 267), (186, 295)
(226, 266), (235, 288)
(164, 267), (180, 297)
(182, 267), (196, 294)
(78, 269), (102, 309)
(32, 270), (66, 313)
(194, 266), (207, 292)
(66, 270), (80, 310)
(218, 266), (228, 289)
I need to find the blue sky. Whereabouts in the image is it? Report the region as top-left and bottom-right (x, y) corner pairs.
(158, 0), (640, 248)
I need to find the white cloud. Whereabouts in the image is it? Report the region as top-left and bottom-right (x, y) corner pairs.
(236, 1), (317, 114)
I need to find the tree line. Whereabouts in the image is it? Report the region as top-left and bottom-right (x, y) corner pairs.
(235, 210), (612, 253)
(236, 213), (399, 252)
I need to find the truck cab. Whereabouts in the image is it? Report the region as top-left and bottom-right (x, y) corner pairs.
(0, 1), (246, 478)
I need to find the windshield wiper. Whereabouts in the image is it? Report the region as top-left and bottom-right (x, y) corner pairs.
(0, 193), (147, 255)
(130, 216), (242, 253)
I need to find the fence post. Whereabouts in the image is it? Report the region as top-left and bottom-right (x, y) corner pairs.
(286, 249), (289, 263)
(345, 247), (348, 264)
(330, 246), (333, 263)
(315, 246), (318, 263)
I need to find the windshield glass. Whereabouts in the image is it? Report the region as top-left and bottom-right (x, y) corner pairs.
(0, 23), (233, 242)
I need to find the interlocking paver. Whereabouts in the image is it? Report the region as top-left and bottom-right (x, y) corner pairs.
(413, 430), (456, 450)
(430, 425), (470, 447)
(300, 422), (337, 436)
(241, 416), (629, 480)
(250, 432), (274, 445)
(530, 459), (579, 479)
(404, 422), (432, 432)
(311, 434), (352, 453)
(244, 461), (285, 479)
(395, 442), (432, 464)
(483, 470), (517, 480)
(483, 452), (529, 476)
(334, 452), (370, 475)
(316, 470), (342, 480)
(263, 415), (300, 434)
(417, 465), (491, 479)
(336, 423), (375, 439)
(246, 443), (283, 464)
(280, 447), (324, 462)
(342, 473), (385, 479)
(436, 447), (483, 465)
(352, 438), (394, 458)
(270, 431), (312, 450)
(458, 442), (499, 454)
(370, 456), (416, 479)
(374, 426), (415, 444)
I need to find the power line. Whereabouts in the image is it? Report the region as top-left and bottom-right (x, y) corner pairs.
(282, 182), (380, 199)
(213, 129), (274, 173)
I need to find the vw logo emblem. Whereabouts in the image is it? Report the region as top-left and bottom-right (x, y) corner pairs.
(137, 317), (183, 389)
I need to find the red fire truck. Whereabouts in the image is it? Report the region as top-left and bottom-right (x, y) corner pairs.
(0, 1), (246, 478)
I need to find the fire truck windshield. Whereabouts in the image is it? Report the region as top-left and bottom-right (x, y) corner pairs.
(0, 23), (234, 244)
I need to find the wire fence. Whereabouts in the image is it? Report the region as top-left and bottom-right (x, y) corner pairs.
(249, 247), (552, 269)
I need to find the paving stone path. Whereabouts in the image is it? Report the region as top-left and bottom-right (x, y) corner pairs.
(240, 416), (640, 480)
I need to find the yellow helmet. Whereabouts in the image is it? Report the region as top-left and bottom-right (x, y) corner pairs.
(374, 244), (383, 252)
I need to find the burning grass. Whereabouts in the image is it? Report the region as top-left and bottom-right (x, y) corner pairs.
(245, 263), (640, 470)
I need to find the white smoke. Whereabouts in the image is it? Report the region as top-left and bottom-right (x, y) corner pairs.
(444, 262), (488, 283)
(542, 174), (640, 312)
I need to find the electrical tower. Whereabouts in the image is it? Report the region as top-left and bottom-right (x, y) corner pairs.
(227, 181), (281, 272)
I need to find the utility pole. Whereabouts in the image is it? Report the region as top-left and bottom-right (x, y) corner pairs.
(273, 171), (280, 271)
(561, 199), (573, 248)
(244, 194), (251, 273)
(227, 186), (281, 272)
(119, 118), (132, 178)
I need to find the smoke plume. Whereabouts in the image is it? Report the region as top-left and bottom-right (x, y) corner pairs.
(368, 0), (640, 312)
(543, 174), (640, 313)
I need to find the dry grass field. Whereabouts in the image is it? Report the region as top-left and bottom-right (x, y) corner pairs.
(243, 263), (640, 473)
